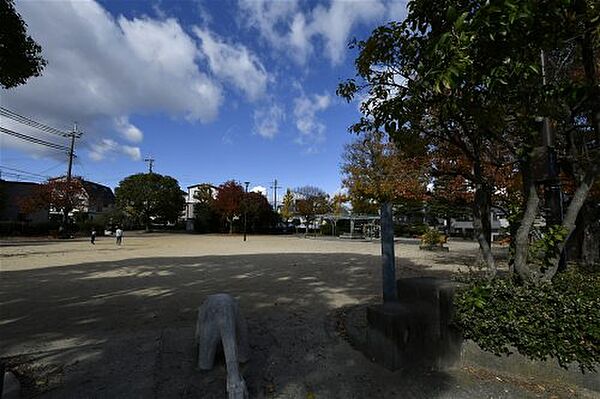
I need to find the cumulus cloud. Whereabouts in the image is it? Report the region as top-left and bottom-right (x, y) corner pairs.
(253, 104), (284, 139)
(194, 27), (269, 101)
(89, 138), (141, 161)
(2, 0), (223, 160)
(251, 185), (268, 197)
(310, 1), (387, 64)
(293, 92), (331, 152)
(238, 0), (402, 65)
(121, 145), (142, 161)
(114, 117), (143, 143)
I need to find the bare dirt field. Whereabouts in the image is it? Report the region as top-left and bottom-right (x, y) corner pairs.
(0, 233), (592, 398)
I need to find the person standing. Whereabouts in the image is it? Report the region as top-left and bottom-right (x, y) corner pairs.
(91, 228), (97, 245)
(115, 227), (123, 245)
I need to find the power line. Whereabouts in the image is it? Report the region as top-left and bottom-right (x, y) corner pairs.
(0, 126), (71, 152)
(0, 106), (78, 138)
(0, 171), (46, 182)
(0, 165), (50, 179)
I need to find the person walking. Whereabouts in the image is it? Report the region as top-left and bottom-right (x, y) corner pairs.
(91, 228), (97, 245)
(115, 227), (123, 245)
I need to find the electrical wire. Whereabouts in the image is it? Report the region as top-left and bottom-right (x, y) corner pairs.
(0, 171), (46, 182)
(0, 165), (50, 179)
(0, 126), (71, 152)
(0, 106), (79, 138)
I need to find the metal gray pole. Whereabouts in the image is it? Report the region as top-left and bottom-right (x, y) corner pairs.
(380, 202), (398, 302)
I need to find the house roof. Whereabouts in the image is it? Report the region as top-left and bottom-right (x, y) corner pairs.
(80, 180), (115, 207)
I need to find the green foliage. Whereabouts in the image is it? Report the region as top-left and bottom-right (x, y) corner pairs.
(115, 173), (185, 229)
(528, 225), (569, 271)
(394, 222), (429, 237)
(194, 202), (218, 233)
(0, 0), (47, 89)
(454, 270), (600, 372)
(421, 228), (445, 245)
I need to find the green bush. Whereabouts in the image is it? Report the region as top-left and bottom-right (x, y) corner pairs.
(454, 269), (600, 372)
(421, 229), (445, 245)
(394, 222), (429, 237)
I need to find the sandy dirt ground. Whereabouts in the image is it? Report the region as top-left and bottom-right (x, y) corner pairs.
(0, 233), (592, 398)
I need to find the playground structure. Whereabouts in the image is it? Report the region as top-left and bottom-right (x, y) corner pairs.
(319, 213), (381, 239)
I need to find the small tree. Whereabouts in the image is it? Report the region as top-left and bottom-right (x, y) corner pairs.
(245, 191), (277, 233)
(115, 173), (185, 230)
(341, 131), (428, 302)
(20, 178), (86, 231)
(214, 180), (244, 234)
(293, 186), (330, 236)
(280, 189), (295, 222)
(0, 0), (47, 89)
(193, 184), (218, 233)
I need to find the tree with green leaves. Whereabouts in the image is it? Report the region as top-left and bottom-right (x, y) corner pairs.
(244, 191), (277, 233)
(0, 0), (47, 89)
(193, 184), (218, 233)
(115, 173), (185, 230)
(339, 0), (600, 371)
(339, 0), (599, 281)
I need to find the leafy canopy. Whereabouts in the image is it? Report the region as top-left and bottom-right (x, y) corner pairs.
(115, 173), (185, 226)
(0, 0), (47, 89)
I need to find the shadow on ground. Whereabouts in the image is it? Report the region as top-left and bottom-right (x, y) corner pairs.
(0, 253), (541, 398)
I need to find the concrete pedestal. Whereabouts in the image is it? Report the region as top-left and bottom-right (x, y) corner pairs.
(366, 277), (463, 371)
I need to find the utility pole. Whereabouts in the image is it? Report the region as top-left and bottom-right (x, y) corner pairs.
(244, 181), (250, 242)
(66, 122), (77, 182)
(63, 122), (81, 236)
(144, 156), (155, 174)
(540, 50), (565, 269)
(270, 179), (280, 211)
(540, 51), (563, 227)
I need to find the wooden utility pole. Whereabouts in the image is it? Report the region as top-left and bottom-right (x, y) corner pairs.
(66, 122), (77, 181)
(63, 122), (80, 235)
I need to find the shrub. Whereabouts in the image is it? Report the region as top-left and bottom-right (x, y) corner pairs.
(453, 269), (600, 372)
(421, 229), (445, 245)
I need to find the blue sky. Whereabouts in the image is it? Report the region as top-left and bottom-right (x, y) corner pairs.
(1, 0), (407, 200)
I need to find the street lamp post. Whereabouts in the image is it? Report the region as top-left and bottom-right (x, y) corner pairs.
(244, 181), (250, 242)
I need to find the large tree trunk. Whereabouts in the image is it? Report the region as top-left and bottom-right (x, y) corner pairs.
(567, 202), (600, 268)
(380, 202), (398, 302)
(513, 178), (540, 282)
(540, 172), (595, 281)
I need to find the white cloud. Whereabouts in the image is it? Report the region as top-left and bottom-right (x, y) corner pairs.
(114, 117), (143, 143)
(310, 1), (387, 64)
(293, 92), (331, 152)
(251, 185), (268, 197)
(253, 104), (284, 139)
(2, 0), (223, 159)
(121, 145), (142, 161)
(89, 138), (141, 161)
(194, 27), (269, 101)
(238, 0), (401, 65)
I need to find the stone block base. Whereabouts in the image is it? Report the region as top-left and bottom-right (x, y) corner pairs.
(366, 277), (463, 371)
